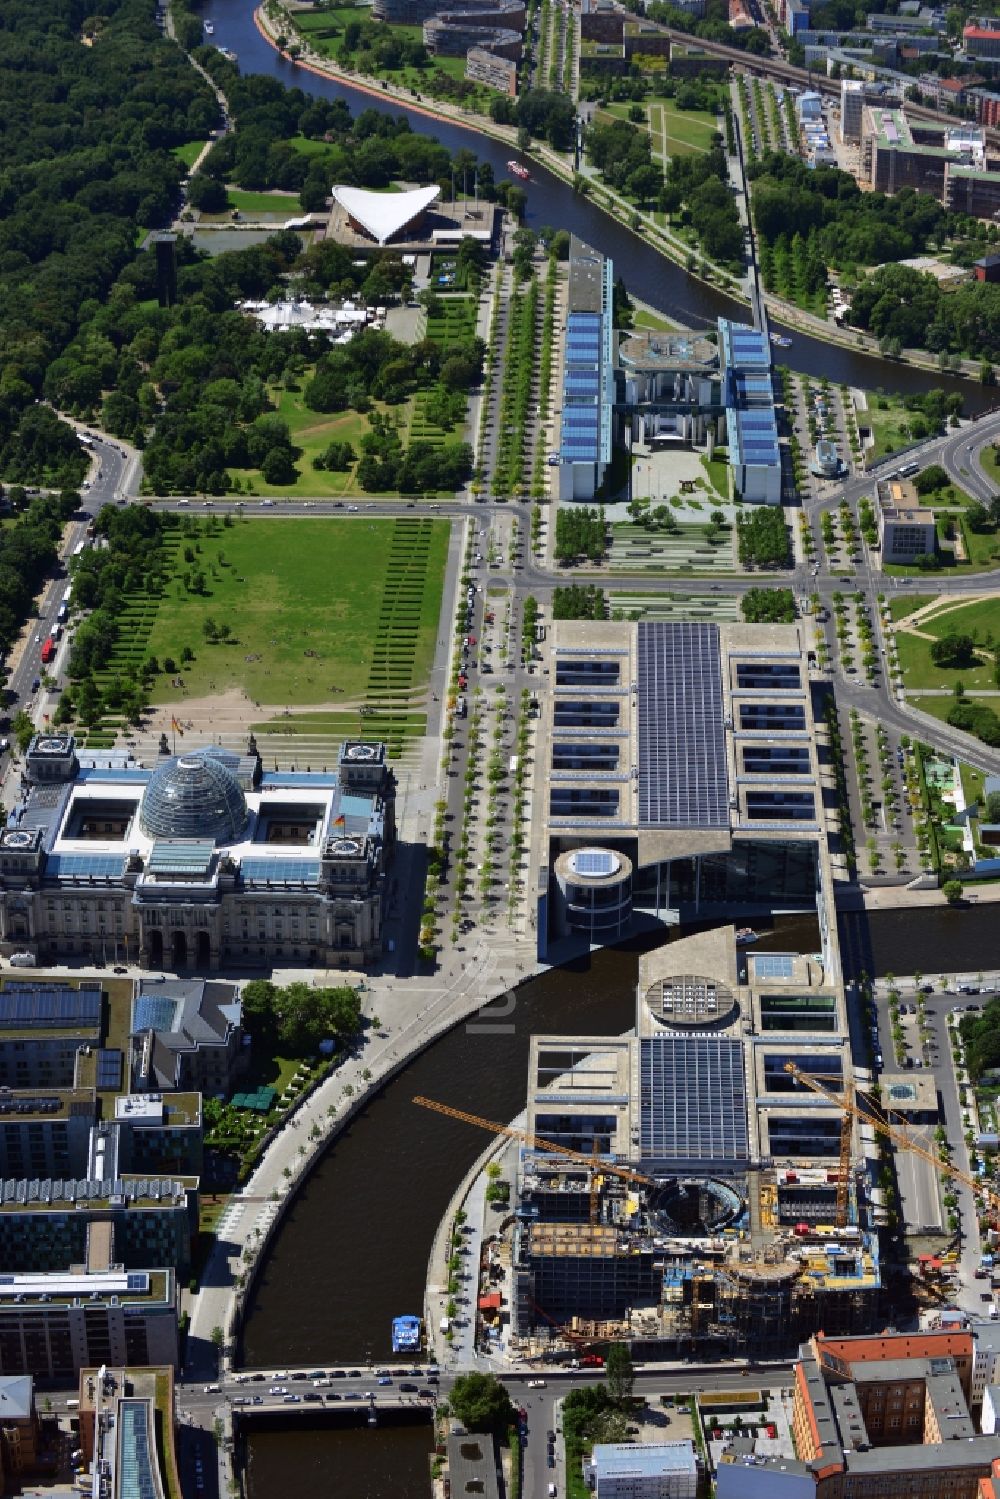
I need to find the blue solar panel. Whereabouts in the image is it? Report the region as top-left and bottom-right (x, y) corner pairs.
(637, 621), (729, 829)
(45, 853), (125, 879)
(95, 1049), (122, 1090)
(0, 983), (102, 1032)
(240, 857), (320, 885)
(132, 994), (178, 1034)
(126, 1272), (149, 1293)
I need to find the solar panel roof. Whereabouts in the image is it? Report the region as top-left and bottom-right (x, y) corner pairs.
(95, 1049), (122, 1090)
(636, 621), (729, 829)
(639, 1036), (749, 1163)
(0, 984), (102, 1032)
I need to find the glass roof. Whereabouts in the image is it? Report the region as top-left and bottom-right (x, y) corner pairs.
(139, 749), (248, 844)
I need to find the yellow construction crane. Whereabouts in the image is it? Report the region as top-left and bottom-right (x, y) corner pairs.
(784, 1063), (1000, 1222)
(412, 1094), (656, 1223)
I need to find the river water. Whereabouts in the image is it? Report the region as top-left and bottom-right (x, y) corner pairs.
(204, 0), (993, 408)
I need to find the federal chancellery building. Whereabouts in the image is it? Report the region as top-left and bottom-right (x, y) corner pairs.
(0, 736), (395, 971)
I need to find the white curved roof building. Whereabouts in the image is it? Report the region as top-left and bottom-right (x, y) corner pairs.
(330, 184), (441, 245)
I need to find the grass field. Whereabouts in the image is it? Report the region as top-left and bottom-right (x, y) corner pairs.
(632, 309), (678, 332)
(896, 631), (997, 693)
(232, 381), (377, 497)
(647, 98), (717, 158)
(286, 134), (336, 158)
(888, 594), (935, 622)
(916, 594), (1000, 643)
(131, 517), (448, 706)
(911, 692), (1000, 726)
(226, 188), (302, 215)
(861, 396), (943, 462)
(172, 140), (206, 168)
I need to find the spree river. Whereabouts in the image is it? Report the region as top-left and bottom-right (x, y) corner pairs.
(204, 0), (994, 408)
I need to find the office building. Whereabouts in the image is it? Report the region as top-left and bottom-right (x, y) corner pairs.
(530, 619), (833, 957)
(516, 622), (879, 1356)
(0, 736), (396, 971)
(513, 923), (877, 1354)
(748, 1331), (1000, 1498)
(423, 3), (524, 57)
(0, 1268), (178, 1380)
(615, 329), (721, 448)
(965, 21), (1000, 59)
(841, 79), (866, 142)
(945, 162), (1000, 220)
(373, 0), (523, 83)
(719, 320), (781, 504)
(446, 1432), (501, 1499)
(862, 108), (986, 199)
(465, 45), (518, 92)
(588, 1441), (698, 1497)
(971, 87), (1000, 127)
(876, 477), (937, 564)
(972, 1322), (1000, 1407)
(556, 237), (615, 502)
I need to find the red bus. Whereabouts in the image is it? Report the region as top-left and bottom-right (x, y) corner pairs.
(40, 638), (56, 665)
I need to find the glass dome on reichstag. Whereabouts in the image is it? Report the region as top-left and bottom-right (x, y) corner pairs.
(139, 747), (248, 843)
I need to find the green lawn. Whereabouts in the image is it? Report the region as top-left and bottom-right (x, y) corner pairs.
(648, 97), (718, 156)
(915, 594), (1000, 644)
(861, 395), (938, 461)
(912, 692), (1000, 726)
(230, 378), (409, 497)
(632, 309), (679, 332)
(226, 188), (302, 215)
(700, 453), (731, 499)
(888, 593), (936, 622)
(142, 517), (449, 705)
(895, 628), (998, 693)
(286, 133), (338, 158)
(172, 140), (206, 169)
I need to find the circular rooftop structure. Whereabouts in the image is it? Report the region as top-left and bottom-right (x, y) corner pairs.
(644, 974), (737, 1030)
(139, 749), (248, 844)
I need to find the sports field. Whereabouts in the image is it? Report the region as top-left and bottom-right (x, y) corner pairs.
(138, 517), (448, 706)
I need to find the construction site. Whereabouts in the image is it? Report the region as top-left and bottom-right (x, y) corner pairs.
(508, 926), (885, 1359)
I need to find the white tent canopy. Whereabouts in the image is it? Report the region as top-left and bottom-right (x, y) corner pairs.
(331, 184), (441, 245)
